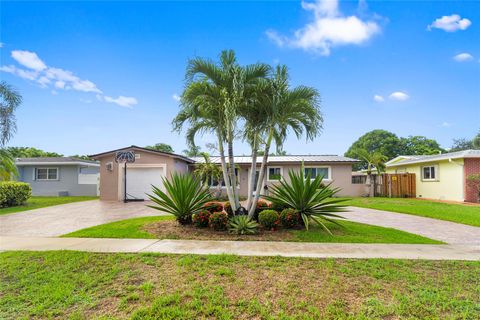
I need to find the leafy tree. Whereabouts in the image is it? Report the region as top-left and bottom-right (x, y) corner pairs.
(472, 131), (480, 149)
(0, 81), (22, 146)
(182, 145), (202, 157)
(399, 136), (445, 155)
(0, 149), (18, 180)
(6, 147), (63, 158)
(145, 143), (174, 153)
(450, 138), (473, 152)
(69, 154), (93, 160)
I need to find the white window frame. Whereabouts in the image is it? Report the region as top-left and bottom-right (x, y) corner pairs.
(304, 166), (332, 181)
(267, 166), (283, 182)
(421, 165), (438, 181)
(35, 167), (59, 181)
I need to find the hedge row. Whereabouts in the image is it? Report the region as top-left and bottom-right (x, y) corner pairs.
(0, 181), (32, 207)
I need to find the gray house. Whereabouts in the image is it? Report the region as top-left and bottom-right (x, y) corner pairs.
(16, 157), (100, 196)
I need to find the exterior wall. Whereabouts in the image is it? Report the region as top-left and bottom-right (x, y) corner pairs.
(387, 159), (464, 202)
(210, 162), (362, 198)
(96, 150), (191, 201)
(18, 165), (98, 196)
(464, 158), (480, 203)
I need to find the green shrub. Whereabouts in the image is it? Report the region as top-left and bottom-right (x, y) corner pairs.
(264, 167), (347, 232)
(280, 208), (300, 229)
(258, 210), (280, 230)
(209, 212), (228, 231)
(203, 202), (224, 214)
(192, 210), (211, 228)
(223, 201), (234, 217)
(147, 173), (213, 225)
(0, 181), (31, 207)
(228, 215), (259, 235)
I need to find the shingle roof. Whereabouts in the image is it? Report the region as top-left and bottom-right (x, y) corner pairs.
(15, 157), (99, 166)
(191, 155), (359, 164)
(386, 149), (480, 167)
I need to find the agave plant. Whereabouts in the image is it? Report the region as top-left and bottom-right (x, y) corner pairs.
(228, 215), (259, 235)
(147, 173), (213, 225)
(263, 167), (347, 233)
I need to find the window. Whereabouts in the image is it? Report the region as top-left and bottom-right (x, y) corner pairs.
(268, 167), (282, 181)
(210, 168), (239, 187)
(36, 168), (58, 180)
(422, 166), (437, 181)
(304, 167), (330, 180)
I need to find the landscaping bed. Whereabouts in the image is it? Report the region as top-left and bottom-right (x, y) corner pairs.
(1, 251), (479, 319)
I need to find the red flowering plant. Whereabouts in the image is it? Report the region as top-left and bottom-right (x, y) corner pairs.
(192, 209), (212, 228)
(202, 202), (224, 214)
(280, 208), (300, 229)
(209, 211), (228, 231)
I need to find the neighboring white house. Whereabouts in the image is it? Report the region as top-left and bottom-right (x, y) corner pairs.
(16, 157), (100, 196)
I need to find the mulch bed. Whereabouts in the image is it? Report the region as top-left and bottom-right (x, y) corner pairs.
(143, 220), (297, 241)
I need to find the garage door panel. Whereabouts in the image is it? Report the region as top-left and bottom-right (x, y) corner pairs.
(126, 167), (164, 200)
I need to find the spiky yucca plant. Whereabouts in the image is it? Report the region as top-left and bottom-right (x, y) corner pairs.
(228, 215), (259, 235)
(263, 168), (347, 233)
(147, 173), (213, 225)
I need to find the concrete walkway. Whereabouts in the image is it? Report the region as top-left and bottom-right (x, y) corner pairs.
(1, 237), (479, 260)
(0, 200), (163, 237)
(342, 207), (480, 245)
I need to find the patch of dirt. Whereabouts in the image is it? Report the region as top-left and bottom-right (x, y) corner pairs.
(143, 220), (296, 241)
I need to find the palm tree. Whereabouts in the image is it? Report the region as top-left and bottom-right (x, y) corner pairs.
(173, 50), (269, 213)
(356, 149), (387, 197)
(245, 65), (323, 218)
(0, 81), (22, 146)
(193, 152), (223, 198)
(0, 149), (17, 180)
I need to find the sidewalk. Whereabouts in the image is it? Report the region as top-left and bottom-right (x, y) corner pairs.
(1, 237), (479, 261)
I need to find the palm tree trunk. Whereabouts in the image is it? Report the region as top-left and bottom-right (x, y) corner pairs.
(217, 133), (236, 211)
(227, 137), (240, 210)
(248, 130), (273, 218)
(246, 136), (258, 210)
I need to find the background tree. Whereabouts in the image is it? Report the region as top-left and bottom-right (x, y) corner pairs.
(399, 136), (445, 155)
(345, 130), (401, 168)
(472, 131), (480, 149)
(356, 149), (387, 197)
(450, 130), (480, 151)
(0, 149), (18, 180)
(145, 143), (174, 153)
(182, 145), (202, 157)
(6, 147), (63, 158)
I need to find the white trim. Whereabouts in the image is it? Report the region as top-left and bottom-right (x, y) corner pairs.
(421, 165), (439, 182)
(267, 166), (283, 182)
(17, 161), (99, 167)
(35, 167), (59, 181)
(303, 165), (332, 181)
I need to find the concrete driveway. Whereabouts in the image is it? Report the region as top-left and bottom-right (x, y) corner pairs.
(0, 200), (164, 237)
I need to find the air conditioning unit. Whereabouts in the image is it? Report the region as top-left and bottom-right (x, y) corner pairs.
(106, 162), (113, 172)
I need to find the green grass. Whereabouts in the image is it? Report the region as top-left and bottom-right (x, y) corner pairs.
(1, 251), (479, 319)
(64, 216), (173, 239)
(343, 197), (480, 227)
(0, 196), (98, 215)
(63, 215), (441, 244)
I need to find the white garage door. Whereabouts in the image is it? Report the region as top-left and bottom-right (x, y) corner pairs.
(126, 167), (165, 200)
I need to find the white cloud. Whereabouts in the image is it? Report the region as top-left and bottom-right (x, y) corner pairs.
(373, 94), (384, 102)
(1, 49), (137, 107)
(266, 0), (381, 55)
(453, 52), (474, 62)
(104, 95), (138, 108)
(0, 42), (3, 48)
(441, 121), (453, 127)
(428, 14), (471, 32)
(11, 50), (47, 71)
(172, 94), (181, 102)
(389, 91), (409, 101)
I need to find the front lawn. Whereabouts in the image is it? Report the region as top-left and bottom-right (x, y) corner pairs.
(0, 196), (98, 215)
(344, 197), (480, 227)
(64, 215), (442, 244)
(1, 251), (478, 319)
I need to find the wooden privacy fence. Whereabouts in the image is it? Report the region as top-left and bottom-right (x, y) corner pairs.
(377, 173), (416, 198)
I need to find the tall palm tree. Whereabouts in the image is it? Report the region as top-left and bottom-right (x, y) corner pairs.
(246, 65), (323, 218)
(356, 149), (387, 197)
(193, 152), (223, 198)
(0, 81), (22, 146)
(173, 50), (269, 212)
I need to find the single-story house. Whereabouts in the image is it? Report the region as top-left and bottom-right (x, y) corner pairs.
(16, 157), (100, 196)
(91, 145), (363, 201)
(385, 149), (480, 202)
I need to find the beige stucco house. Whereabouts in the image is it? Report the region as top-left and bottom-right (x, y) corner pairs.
(385, 150), (480, 203)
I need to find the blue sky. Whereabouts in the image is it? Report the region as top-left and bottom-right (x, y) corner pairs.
(1, 0), (479, 156)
